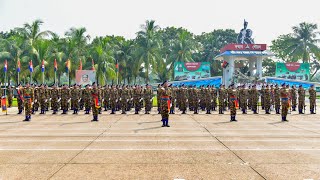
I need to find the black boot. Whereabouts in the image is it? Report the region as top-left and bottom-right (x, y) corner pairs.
(253, 110), (258, 114)
(23, 116), (30, 121)
(194, 109), (198, 114)
(85, 109), (90, 114)
(91, 115), (98, 122)
(111, 109), (115, 114)
(165, 118), (170, 127)
(161, 119), (165, 127)
(266, 110), (270, 114)
(182, 110), (186, 114)
(299, 109), (303, 114)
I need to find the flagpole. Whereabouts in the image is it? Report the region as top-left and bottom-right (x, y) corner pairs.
(17, 72), (20, 84)
(42, 72), (44, 84)
(54, 71), (56, 85)
(4, 70), (7, 115)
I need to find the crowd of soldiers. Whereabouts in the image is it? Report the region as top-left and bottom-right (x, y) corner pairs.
(3, 81), (317, 123)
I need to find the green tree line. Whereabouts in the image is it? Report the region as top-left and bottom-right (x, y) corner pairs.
(0, 20), (319, 85)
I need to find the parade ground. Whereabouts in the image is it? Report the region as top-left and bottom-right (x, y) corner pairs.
(0, 108), (319, 180)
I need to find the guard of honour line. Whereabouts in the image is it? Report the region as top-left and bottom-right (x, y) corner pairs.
(3, 80), (316, 127)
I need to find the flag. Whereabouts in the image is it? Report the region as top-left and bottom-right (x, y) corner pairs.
(41, 60), (45, 72)
(17, 59), (21, 73)
(65, 59), (71, 72)
(78, 60), (82, 70)
(29, 60), (33, 72)
(91, 59), (95, 70)
(4, 60), (7, 72)
(54, 59), (58, 72)
(115, 59), (119, 72)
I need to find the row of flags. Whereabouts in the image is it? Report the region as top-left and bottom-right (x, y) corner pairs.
(4, 59), (97, 73)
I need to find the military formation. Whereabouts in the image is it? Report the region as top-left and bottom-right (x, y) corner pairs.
(2, 82), (317, 123)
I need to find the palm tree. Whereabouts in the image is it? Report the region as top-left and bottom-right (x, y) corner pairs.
(136, 20), (161, 83)
(271, 22), (320, 63)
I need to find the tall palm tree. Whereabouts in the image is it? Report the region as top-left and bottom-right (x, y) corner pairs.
(271, 22), (320, 63)
(136, 20), (161, 83)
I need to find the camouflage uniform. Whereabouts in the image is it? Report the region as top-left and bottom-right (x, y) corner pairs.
(218, 86), (225, 114)
(83, 86), (92, 114)
(133, 86), (143, 114)
(179, 86), (187, 114)
(120, 87), (129, 114)
(260, 86), (265, 110)
(144, 86), (153, 114)
(110, 86), (118, 114)
(160, 85), (170, 127)
(298, 86), (305, 114)
(33, 87), (40, 113)
(290, 86), (297, 111)
(7, 86), (13, 107)
(211, 86), (217, 111)
(239, 86), (247, 114)
(228, 86), (238, 121)
(50, 85), (60, 114)
(274, 86), (281, 114)
(91, 85), (100, 121)
(17, 86), (24, 114)
(264, 86), (271, 114)
(23, 85), (34, 121)
(192, 87), (200, 114)
(71, 85), (81, 114)
(251, 85), (259, 114)
(280, 85), (290, 121)
(309, 86), (316, 114)
(205, 86), (212, 114)
(60, 86), (70, 114)
(39, 86), (47, 114)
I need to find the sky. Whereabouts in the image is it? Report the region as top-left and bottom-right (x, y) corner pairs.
(0, 0), (319, 45)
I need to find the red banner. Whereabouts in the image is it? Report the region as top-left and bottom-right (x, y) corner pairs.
(1, 97), (7, 112)
(220, 44), (267, 53)
(285, 62), (301, 72)
(184, 62), (202, 71)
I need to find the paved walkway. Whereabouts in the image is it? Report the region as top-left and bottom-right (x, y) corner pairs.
(0, 108), (319, 179)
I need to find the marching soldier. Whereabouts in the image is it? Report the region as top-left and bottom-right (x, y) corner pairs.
(32, 85), (40, 114)
(83, 84), (91, 114)
(23, 82), (34, 121)
(192, 85), (200, 114)
(39, 84), (47, 114)
(61, 84), (70, 114)
(120, 85), (129, 114)
(264, 85), (271, 114)
(274, 84), (281, 114)
(309, 85), (316, 114)
(179, 84), (187, 114)
(228, 83), (238, 122)
(17, 84), (24, 114)
(205, 85), (212, 114)
(71, 84), (81, 114)
(7, 85), (13, 108)
(144, 84), (153, 114)
(51, 84), (60, 114)
(261, 85), (265, 110)
(280, 83), (290, 121)
(218, 85), (225, 114)
(91, 82), (100, 121)
(239, 85), (247, 114)
(110, 85), (118, 114)
(291, 85), (297, 111)
(157, 84), (161, 114)
(251, 84), (259, 114)
(298, 85), (305, 114)
(160, 81), (170, 127)
(211, 85), (217, 111)
(133, 85), (143, 114)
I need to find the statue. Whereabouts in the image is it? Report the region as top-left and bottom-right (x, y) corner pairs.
(237, 19), (254, 44)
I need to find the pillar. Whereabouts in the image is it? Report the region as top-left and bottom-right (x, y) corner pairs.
(256, 56), (263, 79)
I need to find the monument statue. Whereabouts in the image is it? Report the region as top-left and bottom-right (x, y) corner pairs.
(237, 19), (254, 44)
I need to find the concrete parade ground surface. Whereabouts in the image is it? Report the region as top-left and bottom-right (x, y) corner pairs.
(0, 107), (319, 180)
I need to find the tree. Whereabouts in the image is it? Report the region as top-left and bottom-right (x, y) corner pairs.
(271, 22), (320, 63)
(136, 20), (161, 83)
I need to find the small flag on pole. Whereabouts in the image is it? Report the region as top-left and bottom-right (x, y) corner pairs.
(115, 59), (118, 72)
(41, 60), (45, 72)
(66, 59), (71, 72)
(91, 59), (95, 70)
(17, 59), (21, 72)
(79, 60), (82, 70)
(29, 60), (33, 72)
(54, 59), (58, 72)
(4, 60), (8, 72)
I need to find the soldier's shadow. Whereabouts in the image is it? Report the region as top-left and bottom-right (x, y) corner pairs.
(134, 126), (163, 133)
(213, 121), (232, 125)
(137, 121), (159, 125)
(60, 121), (91, 126)
(0, 121), (21, 124)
